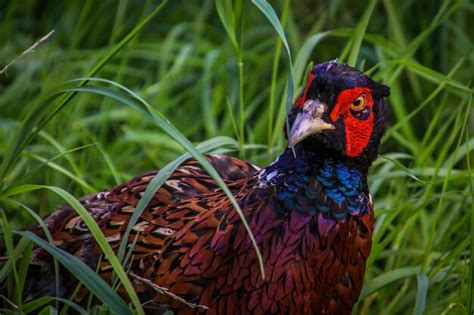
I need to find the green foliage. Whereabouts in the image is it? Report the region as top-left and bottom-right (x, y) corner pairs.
(0, 0), (472, 314)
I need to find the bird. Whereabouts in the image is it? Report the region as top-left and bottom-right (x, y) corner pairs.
(18, 60), (390, 314)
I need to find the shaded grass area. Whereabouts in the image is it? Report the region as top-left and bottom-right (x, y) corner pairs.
(0, 0), (473, 313)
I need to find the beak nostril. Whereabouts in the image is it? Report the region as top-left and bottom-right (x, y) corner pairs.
(288, 99), (335, 148)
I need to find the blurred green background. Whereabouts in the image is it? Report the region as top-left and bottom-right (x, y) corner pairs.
(0, 0), (473, 314)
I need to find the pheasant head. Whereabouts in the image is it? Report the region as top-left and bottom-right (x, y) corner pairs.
(287, 61), (390, 167)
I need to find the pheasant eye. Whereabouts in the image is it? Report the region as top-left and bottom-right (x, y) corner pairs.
(351, 94), (366, 112)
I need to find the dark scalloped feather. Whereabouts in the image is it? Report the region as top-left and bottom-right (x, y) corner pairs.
(21, 149), (374, 315)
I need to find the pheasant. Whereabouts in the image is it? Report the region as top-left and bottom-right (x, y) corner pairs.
(18, 61), (390, 314)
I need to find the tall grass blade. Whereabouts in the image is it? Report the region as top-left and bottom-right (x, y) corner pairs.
(62, 78), (266, 278)
(346, 0), (377, 67)
(360, 266), (421, 300)
(21, 297), (87, 314)
(468, 125), (474, 313)
(0, 236), (29, 283)
(413, 272), (428, 315)
(4, 184), (143, 314)
(16, 231), (131, 315)
(215, 0), (238, 54)
(251, 0), (294, 142)
(0, 211), (21, 305)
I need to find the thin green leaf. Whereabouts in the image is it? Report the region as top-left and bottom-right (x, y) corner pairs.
(413, 272), (429, 315)
(346, 0), (377, 66)
(17, 241), (33, 309)
(64, 77), (266, 278)
(6, 199), (61, 307)
(6, 185), (141, 314)
(215, 0), (238, 54)
(360, 266), (421, 300)
(0, 210), (21, 305)
(17, 231), (130, 315)
(0, 237), (29, 283)
(251, 0), (294, 143)
(22, 296), (87, 315)
(380, 156), (428, 183)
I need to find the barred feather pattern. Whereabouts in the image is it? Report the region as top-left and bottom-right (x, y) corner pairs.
(24, 148), (373, 315)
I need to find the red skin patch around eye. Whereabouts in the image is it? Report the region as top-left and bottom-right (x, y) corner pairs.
(295, 72), (314, 108)
(330, 87), (374, 157)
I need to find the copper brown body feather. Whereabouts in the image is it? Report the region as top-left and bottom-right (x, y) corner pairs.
(27, 153), (373, 315)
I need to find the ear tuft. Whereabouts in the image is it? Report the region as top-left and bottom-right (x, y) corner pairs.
(378, 84), (390, 98)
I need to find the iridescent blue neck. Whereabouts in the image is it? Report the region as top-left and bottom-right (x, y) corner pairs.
(258, 147), (370, 219)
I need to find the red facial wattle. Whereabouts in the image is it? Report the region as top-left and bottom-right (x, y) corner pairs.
(330, 87), (374, 157)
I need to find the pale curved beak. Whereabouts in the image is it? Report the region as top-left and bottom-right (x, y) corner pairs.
(287, 99), (335, 148)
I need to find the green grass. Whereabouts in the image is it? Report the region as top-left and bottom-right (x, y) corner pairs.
(0, 0), (473, 313)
